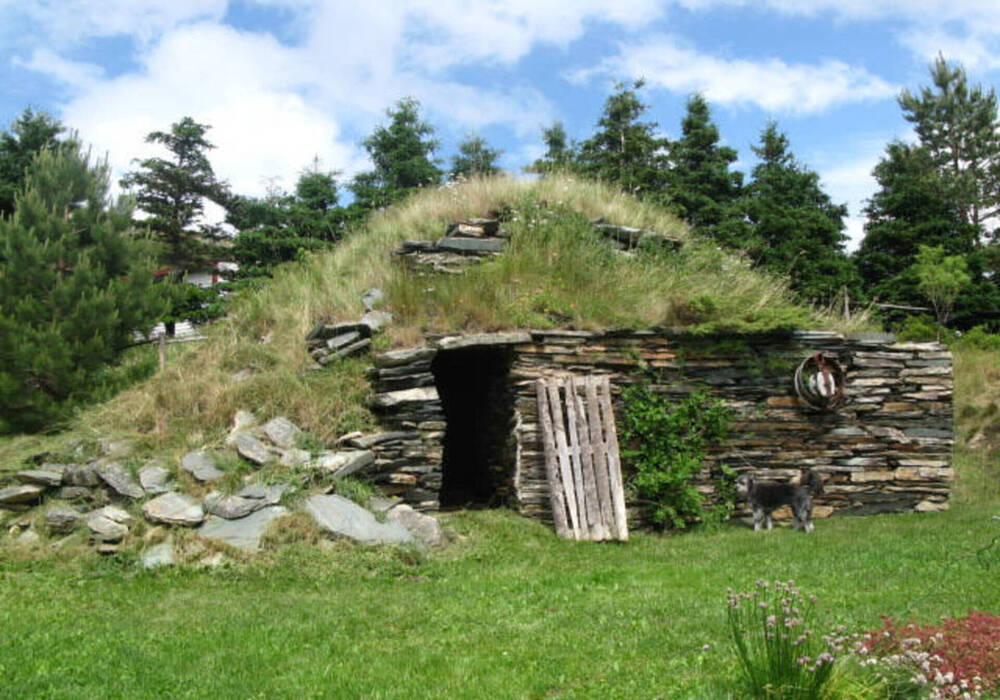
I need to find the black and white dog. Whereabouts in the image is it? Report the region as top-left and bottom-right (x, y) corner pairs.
(735, 469), (824, 532)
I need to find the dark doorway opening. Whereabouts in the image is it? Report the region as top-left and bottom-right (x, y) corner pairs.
(432, 346), (515, 509)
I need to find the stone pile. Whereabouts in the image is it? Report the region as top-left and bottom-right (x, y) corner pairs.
(394, 218), (508, 274)
(591, 220), (684, 252)
(306, 287), (392, 366)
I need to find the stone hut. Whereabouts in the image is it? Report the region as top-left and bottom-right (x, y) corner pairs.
(362, 328), (954, 524)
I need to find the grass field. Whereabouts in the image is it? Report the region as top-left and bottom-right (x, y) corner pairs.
(2, 501), (998, 699)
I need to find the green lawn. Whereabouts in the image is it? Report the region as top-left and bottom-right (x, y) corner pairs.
(2, 504), (998, 699)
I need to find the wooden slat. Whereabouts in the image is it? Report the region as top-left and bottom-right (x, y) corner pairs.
(571, 376), (606, 540)
(561, 377), (586, 539)
(584, 376), (616, 535)
(597, 376), (629, 541)
(546, 381), (577, 539)
(536, 380), (569, 538)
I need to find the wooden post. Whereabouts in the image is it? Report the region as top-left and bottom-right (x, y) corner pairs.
(597, 377), (629, 541)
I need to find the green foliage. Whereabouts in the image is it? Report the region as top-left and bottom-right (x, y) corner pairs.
(449, 134), (502, 179)
(348, 97), (442, 218)
(620, 385), (732, 529)
(525, 121), (576, 175)
(956, 325), (1000, 351)
(0, 108), (65, 217)
(119, 116), (230, 267)
(0, 142), (169, 433)
(912, 244), (971, 325)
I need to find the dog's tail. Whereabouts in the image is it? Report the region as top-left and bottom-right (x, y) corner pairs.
(801, 468), (824, 495)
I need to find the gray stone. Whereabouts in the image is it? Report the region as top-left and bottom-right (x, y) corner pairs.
(56, 486), (95, 501)
(314, 450), (375, 478)
(236, 483), (287, 505)
(141, 542), (175, 569)
(64, 463), (100, 487)
(434, 331), (532, 350)
(373, 346), (437, 368)
(386, 504), (446, 548)
(398, 240), (435, 252)
(181, 450), (225, 482)
(325, 331), (361, 351)
(94, 505), (134, 524)
(203, 492), (259, 520)
(233, 433), (275, 465)
(279, 448), (312, 467)
(361, 287), (384, 312)
(139, 463), (173, 495)
(16, 529), (41, 547)
(0, 484), (45, 506)
(348, 432), (419, 449)
(142, 492), (205, 527)
(330, 338), (372, 359)
(435, 237), (505, 254)
(304, 494), (414, 545)
(370, 496), (403, 515)
(372, 387), (440, 409)
(99, 438), (134, 459)
(86, 514), (128, 542)
(95, 461), (145, 499)
(45, 504), (80, 533)
(360, 310), (393, 334)
(307, 322), (371, 343)
(198, 506), (288, 551)
(263, 416), (302, 449)
(905, 428), (952, 439)
(16, 469), (63, 487)
(232, 410), (259, 431)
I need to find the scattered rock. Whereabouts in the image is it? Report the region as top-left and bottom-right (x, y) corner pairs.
(232, 410), (259, 432)
(203, 492), (259, 520)
(16, 529), (41, 547)
(180, 450), (225, 482)
(16, 469), (63, 487)
(139, 463), (173, 495)
(86, 514), (128, 542)
(96, 543), (120, 556)
(56, 486), (96, 502)
(236, 483), (287, 505)
(304, 494), (414, 545)
(263, 416), (302, 450)
(336, 430), (363, 445)
(0, 484), (45, 506)
(95, 461), (145, 499)
(279, 448), (311, 467)
(198, 505), (288, 551)
(142, 492), (205, 527)
(347, 432), (418, 449)
(99, 438), (134, 459)
(64, 464), (100, 487)
(232, 433), (274, 465)
(371, 387), (439, 409)
(369, 496), (403, 515)
(361, 287), (384, 312)
(93, 505), (133, 524)
(360, 310), (393, 334)
(141, 541), (175, 569)
(45, 504), (81, 534)
(386, 504), (447, 548)
(314, 450), (375, 478)
(373, 347), (437, 368)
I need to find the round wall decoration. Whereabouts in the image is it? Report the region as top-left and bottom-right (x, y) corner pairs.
(793, 352), (845, 409)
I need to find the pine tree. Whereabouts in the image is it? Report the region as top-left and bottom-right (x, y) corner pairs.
(0, 109), (65, 217)
(0, 142), (168, 433)
(577, 80), (669, 198)
(525, 121), (576, 175)
(450, 134), (502, 179)
(120, 117), (230, 267)
(744, 122), (859, 304)
(668, 94), (745, 246)
(348, 98), (441, 218)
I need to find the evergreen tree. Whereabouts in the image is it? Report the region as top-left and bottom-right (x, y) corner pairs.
(744, 122), (859, 304)
(120, 117), (230, 267)
(668, 94), (745, 246)
(577, 80), (669, 198)
(525, 121), (576, 175)
(899, 56), (1000, 239)
(450, 134), (502, 179)
(348, 97), (441, 218)
(0, 109), (65, 217)
(0, 142), (168, 433)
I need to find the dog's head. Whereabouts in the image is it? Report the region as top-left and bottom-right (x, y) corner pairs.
(735, 472), (755, 499)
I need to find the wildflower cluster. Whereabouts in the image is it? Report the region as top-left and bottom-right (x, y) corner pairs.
(726, 580), (842, 699)
(857, 611), (1000, 699)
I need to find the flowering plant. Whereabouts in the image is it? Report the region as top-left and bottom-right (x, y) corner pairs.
(726, 580), (845, 699)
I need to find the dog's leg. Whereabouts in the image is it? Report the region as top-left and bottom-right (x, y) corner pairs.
(765, 510), (773, 531)
(753, 506), (764, 531)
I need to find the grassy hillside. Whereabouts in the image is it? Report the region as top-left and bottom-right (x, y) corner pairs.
(3, 175), (868, 463)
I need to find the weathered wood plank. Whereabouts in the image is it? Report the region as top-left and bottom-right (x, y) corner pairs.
(571, 376), (606, 540)
(547, 380), (578, 539)
(560, 377), (585, 539)
(597, 376), (629, 541)
(585, 376), (616, 537)
(536, 380), (569, 538)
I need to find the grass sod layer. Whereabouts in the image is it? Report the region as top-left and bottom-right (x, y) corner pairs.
(2, 505), (998, 698)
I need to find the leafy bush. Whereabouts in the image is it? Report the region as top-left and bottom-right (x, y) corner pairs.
(895, 314), (955, 343)
(726, 580), (844, 699)
(955, 326), (1000, 352)
(620, 386), (732, 529)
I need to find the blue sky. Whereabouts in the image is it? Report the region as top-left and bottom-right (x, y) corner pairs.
(3, 1), (1000, 249)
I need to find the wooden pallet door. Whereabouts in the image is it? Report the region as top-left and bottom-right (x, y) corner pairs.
(535, 375), (628, 542)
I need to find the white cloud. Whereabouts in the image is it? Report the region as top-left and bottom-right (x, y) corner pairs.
(575, 36), (898, 114)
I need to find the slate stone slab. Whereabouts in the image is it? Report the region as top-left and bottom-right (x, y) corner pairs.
(314, 450), (375, 478)
(333, 338), (372, 359)
(142, 492), (205, 527)
(372, 387), (439, 409)
(139, 463), (173, 495)
(325, 331), (361, 351)
(434, 331), (532, 350)
(16, 469), (63, 487)
(181, 450), (224, 482)
(304, 494), (414, 545)
(233, 433), (275, 465)
(236, 483), (287, 505)
(64, 464), (100, 487)
(0, 484), (45, 505)
(86, 514), (128, 542)
(57, 486), (96, 502)
(279, 448), (311, 467)
(263, 416), (302, 449)
(198, 506), (288, 551)
(45, 504), (80, 533)
(94, 505), (133, 524)
(348, 432), (419, 449)
(142, 542), (175, 569)
(373, 346), (437, 368)
(95, 461), (145, 499)
(386, 504), (446, 548)
(204, 492), (259, 520)
(360, 310), (393, 334)
(232, 410), (259, 432)
(435, 237), (505, 254)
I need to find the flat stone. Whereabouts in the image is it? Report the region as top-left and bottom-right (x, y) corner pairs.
(386, 504), (446, 548)
(236, 483), (287, 505)
(139, 463), (173, 495)
(333, 338), (372, 359)
(232, 410), (259, 431)
(904, 428), (952, 439)
(142, 492), (205, 527)
(93, 505), (134, 524)
(263, 416), (302, 449)
(16, 469), (63, 487)
(95, 461), (144, 499)
(398, 240), (435, 252)
(314, 450), (375, 478)
(203, 492), (260, 520)
(434, 332), (532, 351)
(45, 504), (80, 533)
(373, 346), (437, 368)
(99, 438), (134, 459)
(370, 496), (403, 515)
(435, 237), (505, 254)
(86, 514), (128, 542)
(279, 448), (311, 467)
(307, 322), (372, 343)
(0, 484), (45, 506)
(325, 331), (361, 351)
(348, 432), (419, 449)
(141, 542), (175, 569)
(372, 387), (440, 409)
(181, 450), (225, 482)
(56, 486), (96, 501)
(198, 506), (288, 551)
(361, 287), (384, 312)
(232, 433), (275, 465)
(360, 310), (393, 335)
(304, 494), (414, 545)
(64, 464), (100, 487)
(915, 500), (949, 512)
